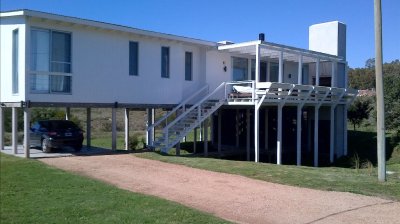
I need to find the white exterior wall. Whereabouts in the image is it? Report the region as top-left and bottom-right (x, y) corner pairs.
(19, 18), (207, 105)
(205, 50), (231, 91)
(309, 21), (346, 58)
(0, 16), (27, 102)
(283, 62), (298, 84)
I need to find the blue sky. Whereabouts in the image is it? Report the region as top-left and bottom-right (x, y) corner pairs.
(1, 0), (399, 68)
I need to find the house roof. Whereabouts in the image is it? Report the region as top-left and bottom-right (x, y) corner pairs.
(0, 9), (217, 47)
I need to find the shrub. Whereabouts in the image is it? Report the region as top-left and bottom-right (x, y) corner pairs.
(128, 133), (146, 150)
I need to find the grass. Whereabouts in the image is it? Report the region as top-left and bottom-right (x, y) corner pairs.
(0, 153), (229, 224)
(137, 128), (400, 201)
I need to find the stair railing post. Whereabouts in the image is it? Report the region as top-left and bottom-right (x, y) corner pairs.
(165, 129), (169, 151)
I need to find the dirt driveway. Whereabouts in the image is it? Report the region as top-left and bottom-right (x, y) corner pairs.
(40, 154), (400, 224)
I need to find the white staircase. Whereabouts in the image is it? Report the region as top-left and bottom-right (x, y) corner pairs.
(148, 82), (227, 153)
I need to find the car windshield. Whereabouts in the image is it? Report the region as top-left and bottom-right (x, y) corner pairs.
(39, 120), (79, 131)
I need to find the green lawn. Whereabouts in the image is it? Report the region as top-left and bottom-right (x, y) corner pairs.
(0, 153), (229, 224)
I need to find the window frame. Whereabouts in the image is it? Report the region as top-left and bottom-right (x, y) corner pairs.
(161, 46), (170, 78)
(129, 41), (139, 76)
(185, 51), (193, 81)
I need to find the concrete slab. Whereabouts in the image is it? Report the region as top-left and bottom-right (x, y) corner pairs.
(1, 145), (116, 159)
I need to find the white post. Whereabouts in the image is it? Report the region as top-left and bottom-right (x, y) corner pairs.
(65, 107), (70, 120)
(12, 107), (18, 154)
(111, 107), (117, 150)
(316, 58), (320, 86)
(298, 55), (303, 84)
(218, 110), (222, 155)
(279, 51), (284, 83)
(124, 108), (129, 150)
(314, 106), (319, 167)
(254, 105), (260, 163)
(193, 127), (197, 153)
(256, 44), (260, 83)
(146, 108), (154, 146)
(199, 122), (203, 141)
(296, 106), (302, 166)
(204, 118), (208, 157)
(176, 141), (180, 156)
(264, 109), (269, 151)
(246, 109), (250, 161)
(277, 104), (283, 165)
(23, 107), (30, 158)
(86, 108), (91, 148)
(0, 107), (4, 150)
(331, 61), (336, 87)
(236, 109), (240, 147)
(330, 106), (335, 163)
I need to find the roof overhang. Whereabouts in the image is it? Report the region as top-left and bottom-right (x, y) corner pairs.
(218, 40), (346, 63)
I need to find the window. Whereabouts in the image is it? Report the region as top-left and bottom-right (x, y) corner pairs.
(161, 46), (170, 78)
(12, 29), (19, 94)
(30, 28), (72, 93)
(232, 57), (248, 81)
(185, 52), (192, 81)
(129, 41), (138, 76)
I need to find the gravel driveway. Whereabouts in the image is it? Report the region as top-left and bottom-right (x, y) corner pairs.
(40, 154), (400, 224)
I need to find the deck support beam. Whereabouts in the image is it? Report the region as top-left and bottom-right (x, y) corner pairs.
(23, 107), (30, 158)
(193, 128), (197, 153)
(12, 107), (18, 154)
(111, 107), (117, 150)
(146, 108), (155, 146)
(296, 106), (302, 166)
(344, 105), (348, 155)
(246, 109), (250, 161)
(330, 106), (335, 163)
(314, 106), (320, 167)
(204, 118), (208, 157)
(218, 110), (222, 155)
(236, 109), (239, 147)
(86, 108), (91, 148)
(0, 107), (4, 150)
(264, 109), (269, 152)
(124, 108), (130, 150)
(277, 104), (283, 165)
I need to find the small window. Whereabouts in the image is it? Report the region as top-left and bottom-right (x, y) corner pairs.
(185, 52), (192, 81)
(129, 42), (138, 76)
(161, 46), (170, 78)
(12, 29), (19, 94)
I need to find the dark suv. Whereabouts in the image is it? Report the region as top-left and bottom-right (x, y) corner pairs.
(30, 120), (84, 153)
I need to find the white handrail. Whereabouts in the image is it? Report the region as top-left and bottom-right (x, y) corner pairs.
(163, 82), (226, 132)
(147, 84), (209, 132)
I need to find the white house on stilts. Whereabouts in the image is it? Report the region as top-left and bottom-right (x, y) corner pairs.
(0, 10), (357, 166)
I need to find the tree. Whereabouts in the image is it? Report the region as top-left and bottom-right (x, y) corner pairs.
(365, 58), (375, 69)
(383, 74), (400, 131)
(348, 97), (373, 130)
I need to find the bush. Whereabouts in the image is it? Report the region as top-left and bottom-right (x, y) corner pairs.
(128, 133), (146, 150)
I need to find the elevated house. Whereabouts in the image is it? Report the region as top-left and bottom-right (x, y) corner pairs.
(0, 10), (357, 166)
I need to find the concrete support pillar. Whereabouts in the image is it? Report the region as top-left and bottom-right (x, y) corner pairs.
(218, 110), (222, 155)
(0, 107), (4, 150)
(296, 106), (302, 166)
(23, 107), (30, 158)
(199, 122), (203, 141)
(279, 51), (284, 83)
(176, 141), (180, 156)
(124, 108), (130, 150)
(330, 106), (335, 163)
(298, 55), (303, 84)
(86, 108), (91, 148)
(314, 106), (319, 167)
(65, 107), (71, 120)
(277, 104), (283, 165)
(193, 128), (197, 153)
(111, 107), (117, 150)
(344, 105), (348, 156)
(255, 44), (260, 83)
(210, 115), (214, 145)
(204, 118), (208, 157)
(236, 109), (240, 148)
(146, 108), (154, 146)
(254, 105), (260, 163)
(246, 109), (251, 161)
(316, 58), (320, 86)
(12, 107), (18, 154)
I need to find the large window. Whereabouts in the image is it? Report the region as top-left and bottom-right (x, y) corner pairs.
(12, 29), (19, 94)
(185, 52), (192, 81)
(129, 41), (138, 76)
(30, 28), (72, 93)
(232, 57), (248, 81)
(161, 46), (170, 78)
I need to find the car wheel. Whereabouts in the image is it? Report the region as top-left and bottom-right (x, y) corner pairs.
(42, 139), (51, 153)
(74, 144), (82, 152)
